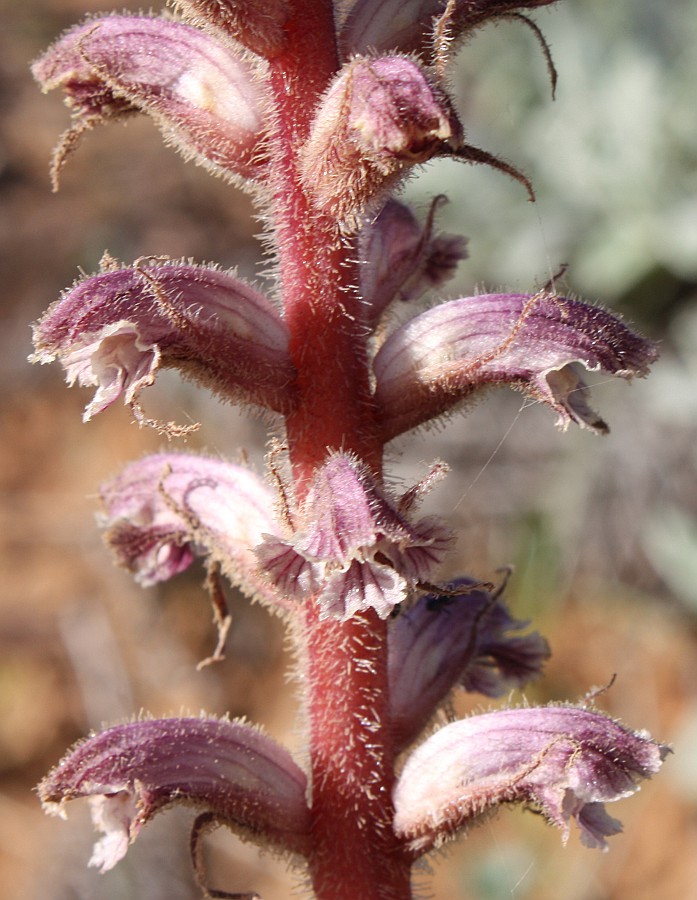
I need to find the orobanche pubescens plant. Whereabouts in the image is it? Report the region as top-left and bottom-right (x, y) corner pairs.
(31, 2), (668, 898)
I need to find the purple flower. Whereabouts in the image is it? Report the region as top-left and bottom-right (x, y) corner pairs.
(388, 579), (549, 750)
(373, 291), (658, 440)
(31, 259), (294, 428)
(32, 15), (267, 184)
(39, 717), (311, 871)
(99, 452), (284, 608)
(393, 705), (669, 855)
(256, 453), (454, 619)
(360, 197), (468, 327)
(340, 0), (559, 60)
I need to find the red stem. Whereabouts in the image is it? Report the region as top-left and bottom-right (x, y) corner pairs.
(302, 606), (412, 900)
(267, 2), (411, 896)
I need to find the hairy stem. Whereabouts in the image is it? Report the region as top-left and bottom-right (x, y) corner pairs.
(303, 605), (411, 900)
(267, 1), (411, 896)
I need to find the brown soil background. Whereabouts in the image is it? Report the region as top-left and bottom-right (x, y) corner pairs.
(2, 2), (696, 899)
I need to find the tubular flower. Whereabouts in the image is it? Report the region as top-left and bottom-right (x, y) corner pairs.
(32, 15), (267, 184)
(359, 197), (468, 328)
(31, 259), (295, 427)
(388, 579), (549, 751)
(393, 705), (670, 855)
(99, 452), (284, 608)
(39, 717), (311, 871)
(373, 291), (659, 441)
(255, 453), (454, 620)
(340, 0), (559, 61)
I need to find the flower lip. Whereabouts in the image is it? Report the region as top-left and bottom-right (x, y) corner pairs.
(256, 453), (454, 619)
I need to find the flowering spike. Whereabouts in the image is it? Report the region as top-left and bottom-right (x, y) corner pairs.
(99, 452), (285, 609)
(39, 717), (311, 870)
(173, 0), (289, 59)
(388, 579), (549, 751)
(30, 1), (668, 896)
(256, 453), (454, 619)
(360, 197), (468, 327)
(373, 292), (658, 441)
(393, 706), (670, 856)
(299, 55), (463, 231)
(32, 15), (267, 184)
(31, 260), (295, 427)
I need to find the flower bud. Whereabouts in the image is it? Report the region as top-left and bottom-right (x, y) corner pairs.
(299, 56), (462, 231)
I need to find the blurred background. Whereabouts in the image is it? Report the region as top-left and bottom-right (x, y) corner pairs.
(1, 1), (696, 897)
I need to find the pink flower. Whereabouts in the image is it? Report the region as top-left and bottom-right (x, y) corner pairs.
(359, 197), (468, 327)
(388, 579), (549, 750)
(393, 705), (669, 855)
(32, 15), (267, 184)
(99, 452), (284, 609)
(373, 291), (658, 440)
(39, 717), (311, 871)
(256, 453), (454, 619)
(31, 259), (294, 427)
